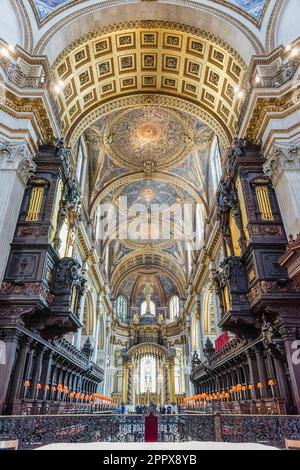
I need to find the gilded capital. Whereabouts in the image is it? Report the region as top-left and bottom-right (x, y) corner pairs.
(264, 144), (300, 185)
(0, 141), (36, 184)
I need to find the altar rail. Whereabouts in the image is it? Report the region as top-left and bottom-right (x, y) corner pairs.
(0, 414), (300, 449)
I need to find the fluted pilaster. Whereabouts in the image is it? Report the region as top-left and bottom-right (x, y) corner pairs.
(264, 144), (300, 236)
(0, 141), (36, 282)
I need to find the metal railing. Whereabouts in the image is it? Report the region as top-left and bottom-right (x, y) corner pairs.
(0, 413), (299, 449)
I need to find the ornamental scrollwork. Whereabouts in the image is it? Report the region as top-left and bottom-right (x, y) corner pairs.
(226, 138), (246, 177)
(53, 257), (82, 292)
(54, 138), (72, 178)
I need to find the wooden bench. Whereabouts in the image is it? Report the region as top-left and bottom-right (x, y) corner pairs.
(285, 439), (300, 450)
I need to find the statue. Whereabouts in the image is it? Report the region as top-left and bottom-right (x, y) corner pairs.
(143, 282), (154, 305)
(65, 179), (82, 211)
(157, 312), (164, 325)
(226, 138), (246, 177)
(232, 138), (246, 159)
(261, 315), (275, 348)
(142, 282), (154, 316)
(133, 312), (140, 325)
(216, 178), (233, 214)
(82, 337), (94, 360)
(191, 351), (201, 369)
(204, 337), (215, 358)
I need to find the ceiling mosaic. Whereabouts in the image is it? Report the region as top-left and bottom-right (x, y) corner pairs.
(31, 1), (268, 24)
(218, 0), (268, 21)
(31, 0), (72, 21)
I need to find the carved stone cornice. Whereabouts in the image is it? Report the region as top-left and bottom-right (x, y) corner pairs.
(0, 141), (36, 185)
(263, 145), (300, 185)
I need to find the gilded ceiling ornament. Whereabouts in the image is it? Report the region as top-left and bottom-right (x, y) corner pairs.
(103, 106), (195, 171)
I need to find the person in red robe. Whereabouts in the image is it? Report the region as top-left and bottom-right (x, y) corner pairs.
(144, 411), (159, 442)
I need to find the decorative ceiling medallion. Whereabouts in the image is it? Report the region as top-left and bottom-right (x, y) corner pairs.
(103, 106), (195, 171)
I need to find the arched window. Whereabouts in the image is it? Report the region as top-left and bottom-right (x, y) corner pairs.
(141, 300), (156, 316)
(81, 293), (95, 342)
(211, 136), (222, 191)
(116, 295), (128, 322)
(203, 290), (217, 336)
(169, 296), (180, 319)
(191, 314), (200, 352)
(98, 315), (105, 350)
(76, 137), (87, 189)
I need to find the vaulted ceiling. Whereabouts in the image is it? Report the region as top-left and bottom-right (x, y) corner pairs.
(13, 0), (277, 306)
(88, 105), (212, 301)
(52, 23), (246, 145)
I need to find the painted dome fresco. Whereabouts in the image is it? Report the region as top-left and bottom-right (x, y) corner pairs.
(103, 107), (195, 171)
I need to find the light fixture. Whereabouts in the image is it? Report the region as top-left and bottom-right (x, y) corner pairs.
(0, 47), (10, 58)
(54, 84), (61, 94)
(8, 44), (15, 53)
(254, 74), (261, 84)
(291, 48), (299, 57)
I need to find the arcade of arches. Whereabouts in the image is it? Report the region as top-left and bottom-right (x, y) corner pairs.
(0, 0), (300, 427)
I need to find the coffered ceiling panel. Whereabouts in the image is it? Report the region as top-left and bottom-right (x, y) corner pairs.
(52, 21), (247, 142)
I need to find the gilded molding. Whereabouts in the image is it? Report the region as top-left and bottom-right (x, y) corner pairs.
(0, 90), (55, 144)
(265, 0), (287, 53)
(69, 94), (231, 151)
(14, 0), (34, 53)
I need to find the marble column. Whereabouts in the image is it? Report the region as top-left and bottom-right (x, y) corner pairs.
(0, 141), (36, 283)
(169, 362), (176, 403)
(264, 144), (300, 236)
(122, 363), (128, 403)
(73, 288), (87, 349)
(93, 316), (100, 363)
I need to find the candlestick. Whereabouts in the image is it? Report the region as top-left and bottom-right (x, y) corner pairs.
(257, 382), (263, 399)
(268, 379), (275, 398)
